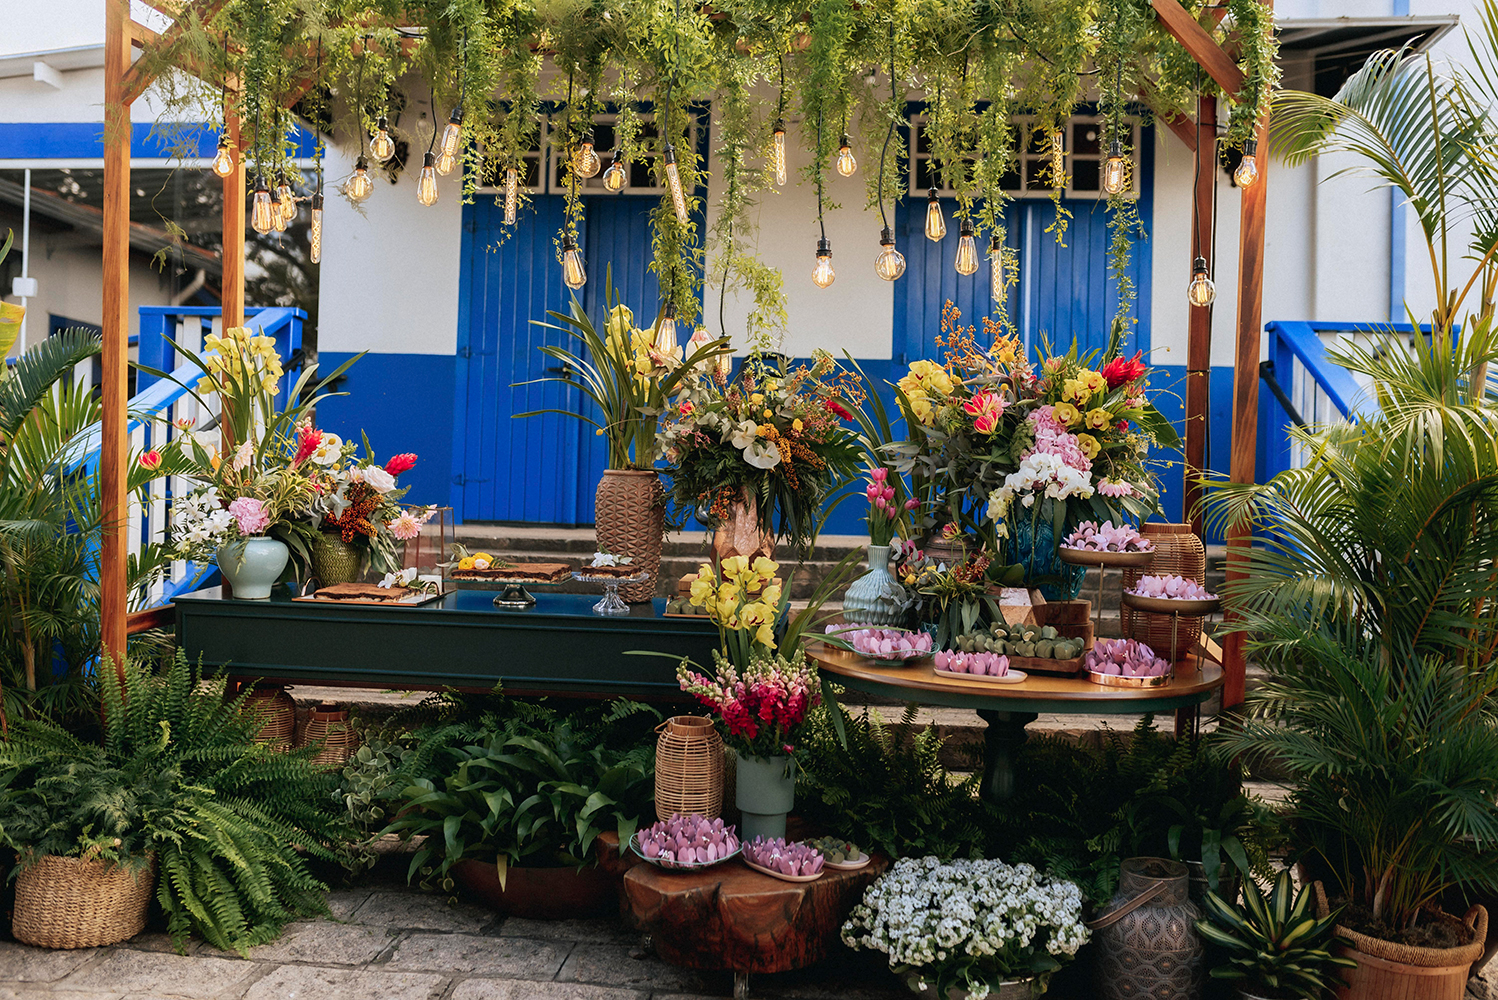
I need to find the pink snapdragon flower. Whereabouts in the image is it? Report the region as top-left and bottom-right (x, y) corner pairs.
(227, 496), (270, 536)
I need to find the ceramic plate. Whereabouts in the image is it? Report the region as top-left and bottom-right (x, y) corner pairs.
(823, 852), (872, 871)
(629, 833), (741, 871)
(743, 857), (825, 882)
(572, 571), (650, 584)
(1057, 547), (1156, 568)
(932, 666), (1028, 685)
(1120, 592), (1221, 616)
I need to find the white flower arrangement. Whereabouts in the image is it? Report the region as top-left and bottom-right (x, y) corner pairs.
(170, 487), (239, 561)
(842, 857), (1090, 999)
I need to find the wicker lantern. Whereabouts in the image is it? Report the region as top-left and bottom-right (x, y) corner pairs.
(654, 716), (725, 820)
(300, 702), (360, 767)
(242, 685), (296, 752)
(1121, 523), (1207, 661)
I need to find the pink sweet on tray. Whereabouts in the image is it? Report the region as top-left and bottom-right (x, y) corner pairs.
(1084, 638), (1171, 677)
(934, 649), (1011, 677)
(1062, 520), (1154, 553)
(825, 626), (933, 658)
(1127, 574), (1216, 600)
(742, 837), (824, 877)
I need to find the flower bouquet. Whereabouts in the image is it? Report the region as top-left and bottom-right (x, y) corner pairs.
(898, 549), (1000, 651)
(842, 856), (1090, 999)
(296, 429), (431, 581)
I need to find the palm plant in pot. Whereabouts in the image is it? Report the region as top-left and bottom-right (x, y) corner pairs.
(1196, 870), (1355, 1000)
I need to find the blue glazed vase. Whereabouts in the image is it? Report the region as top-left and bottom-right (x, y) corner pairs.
(734, 751), (796, 842)
(1010, 515), (1085, 601)
(842, 544), (908, 627)
(217, 537), (290, 600)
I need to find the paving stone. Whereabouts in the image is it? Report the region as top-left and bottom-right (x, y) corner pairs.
(348, 891), (493, 933)
(0, 942), (98, 982)
(117, 933), (192, 955)
(0, 989), (121, 1000)
(241, 965), (444, 1000)
(556, 946), (709, 992)
(57, 950), (255, 998)
(386, 934), (571, 978)
(246, 921), (399, 965)
(495, 918), (637, 945)
(324, 890), (371, 921)
(451, 981), (645, 1000)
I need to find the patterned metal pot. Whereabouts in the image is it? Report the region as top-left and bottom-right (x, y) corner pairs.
(310, 531), (364, 587)
(1090, 857), (1204, 1000)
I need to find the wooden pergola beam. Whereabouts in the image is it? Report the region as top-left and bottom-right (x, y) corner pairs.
(1151, 0), (1245, 95)
(102, 0), (132, 669)
(1183, 92), (1217, 539)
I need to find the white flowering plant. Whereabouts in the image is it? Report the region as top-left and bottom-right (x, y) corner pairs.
(842, 857), (1090, 999)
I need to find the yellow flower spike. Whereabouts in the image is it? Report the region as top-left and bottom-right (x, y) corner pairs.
(754, 623), (777, 649)
(1076, 433), (1101, 460)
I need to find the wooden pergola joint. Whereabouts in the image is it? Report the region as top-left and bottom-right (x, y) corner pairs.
(1151, 0), (1246, 96)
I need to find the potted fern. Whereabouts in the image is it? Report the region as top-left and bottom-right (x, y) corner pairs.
(1196, 870), (1355, 1000)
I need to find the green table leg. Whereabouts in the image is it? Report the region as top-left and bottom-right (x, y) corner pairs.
(976, 709), (1038, 801)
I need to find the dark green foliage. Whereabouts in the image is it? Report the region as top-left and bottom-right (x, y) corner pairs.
(1197, 869), (1355, 997)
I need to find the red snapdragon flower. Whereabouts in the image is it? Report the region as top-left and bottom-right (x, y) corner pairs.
(1101, 351), (1147, 388)
(384, 453), (418, 476)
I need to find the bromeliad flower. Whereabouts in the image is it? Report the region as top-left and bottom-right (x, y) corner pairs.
(384, 452), (418, 476)
(1100, 350), (1148, 388)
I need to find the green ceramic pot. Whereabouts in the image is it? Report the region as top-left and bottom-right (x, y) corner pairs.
(311, 531), (364, 586)
(217, 537), (290, 600)
(734, 751), (796, 842)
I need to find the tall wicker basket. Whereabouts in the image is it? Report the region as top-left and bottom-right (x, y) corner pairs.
(1121, 523), (1207, 661)
(654, 716), (725, 821)
(300, 702), (360, 767)
(13, 854), (156, 949)
(243, 685), (296, 752)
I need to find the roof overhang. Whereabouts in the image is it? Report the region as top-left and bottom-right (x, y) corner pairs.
(0, 44), (107, 81)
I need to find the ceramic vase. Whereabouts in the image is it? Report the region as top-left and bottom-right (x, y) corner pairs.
(734, 751), (795, 841)
(842, 543), (907, 627)
(711, 489), (776, 570)
(1011, 516), (1085, 600)
(595, 469), (665, 603)
(310, 531), (363, 586)
(217, 537), (289, 600)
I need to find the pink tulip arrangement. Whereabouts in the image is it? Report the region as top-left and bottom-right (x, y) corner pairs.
(933, 649), (1012, 677)
(1062, 520), (1153, 553)
(1127, 574), (1216, 601)
(635, 814), (740, 869)
(743, 837), (825, 877)
(864, 466), (919, 545)
(1084, 637), (1170, 678)
(824, 626), (933, 661)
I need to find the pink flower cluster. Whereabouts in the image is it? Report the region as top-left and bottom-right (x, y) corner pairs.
(227, 496), (270, 536)
(636, 814), (739, 868)
(1085, 637), (1170, 678)
(1063, 520), (1153, 553)
(678, 656), (819, 747)
(743, 837), (824, 877)
(1025, 407), (1092, 473)
(1097, 479), (1135, 498)
(934, 649), (1011, 677)
(1128, 575), (1216, 600)
(962, 390), (1005, 434)
(827, 626), (932, 659)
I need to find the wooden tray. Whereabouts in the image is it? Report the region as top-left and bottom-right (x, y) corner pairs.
(1120, 592), (1221, 616)
(1058, 547), (1156, 568)
(293, 590), (444, 608)
(1004, 653), (1085, 677)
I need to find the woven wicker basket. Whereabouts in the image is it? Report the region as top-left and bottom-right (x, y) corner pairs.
(243, 685), (296, 751)
(654, 716), (725, 821)
(1121, 523), (1206, 660)
(300, 702), (360, 767)
(1315, 882), (1486, 1000)
(595, 470), (665, 603)
(13, 854), (156, 949)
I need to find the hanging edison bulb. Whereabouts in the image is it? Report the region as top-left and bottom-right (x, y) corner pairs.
(812, 238), (836, 288)
(835, 134), (857, 177)
(573, 133), (601, 179)
(272, 198), (288, 233)
(1103, 138), (1128, 196)
(439, 107), (464, 158)
(251, 175), (275, 234)
(1050, 129), (1065, 186)
(417, 152), (439, 206)
(309, 192), (323, 265)
(561, 234), (587, 290)
(436, 149), (458, 175)
(211, 135), (235, 178)
(874, 226), (906, 281)
(1187, 256), (1217, 307)
(276, 174), (297, 222)
(602, 156), (626, 192)
(1234, 137), (1259, 188)
(503, 167), (519, 225)
(771, 118), (787, 186)
(663, 144), (689, 225)
(654, 305), (679, 355)
(924, 187), (947, 242)
(954, 223), (979, 276)
(346, 156), (373, 203)
(370, 116), (396, 162)
(988, 234), (1005, 304)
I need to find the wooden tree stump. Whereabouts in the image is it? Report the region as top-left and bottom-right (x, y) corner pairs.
(622, 856), (889, 975)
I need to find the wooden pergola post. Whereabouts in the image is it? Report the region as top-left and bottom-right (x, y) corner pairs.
(1183, 93), (1217, 540)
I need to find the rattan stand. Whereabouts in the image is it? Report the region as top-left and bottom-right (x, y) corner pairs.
(1057, 547), (1156, 635)
(1118, 592), (1221, 672)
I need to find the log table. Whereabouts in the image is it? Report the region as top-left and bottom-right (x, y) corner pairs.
(622, 855), (889, 999)
(806, 641), (1224, 803)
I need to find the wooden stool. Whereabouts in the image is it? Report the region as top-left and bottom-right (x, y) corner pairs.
(622, 853), (889, 999)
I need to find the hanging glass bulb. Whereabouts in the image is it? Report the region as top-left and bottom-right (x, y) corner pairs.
(664, 144), (689, 225)
(954, 223), (979, 276)
(874, 226), (905, 281)
(1050, 129), (1065, 186)
(924, 187), (946, 242)
(211, 135), (235, 178)
(272, 198), (288, 233)
(370, 116), (396, 162)
(1234, 138), (1259, 188)
(988, 233), (1005, 304)
(573, 133), (601, 179)
(439, 107), (464, 158)
(276, 174), (297, 222)
(1187, 256), (1217, 307)
(1103, 138), (1128, 196)
(772, 118), (787, 186)
(504, 167), (519, 225)
(812, 238), (835, 288)
(602, 156), (626, 192)
(346, 156), (373, 203)
(417, 152), (439, 206)
(309, 192), (323, 265)
(436, 150), (458, 175)
(654, 305), (679, 355)
(835, 134), (857, 177)
(561, 234), (587, 290)
(251, 175), (275, 234)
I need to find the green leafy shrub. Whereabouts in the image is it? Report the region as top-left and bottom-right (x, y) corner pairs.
(334, 729), (416, 835)
(1197, 869), (1355, 998)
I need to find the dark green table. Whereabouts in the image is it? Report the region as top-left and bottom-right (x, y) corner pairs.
(173, 586), (719, 699)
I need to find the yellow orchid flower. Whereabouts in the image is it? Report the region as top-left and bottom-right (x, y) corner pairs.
(754, 622), (777, 649)
(760, 583), (783, 608)
(752, 556), (778, 581)
(1054, 402), (1081, 427)
(690, 576), (716, 607)
(1076, 433), (1101, 460)
(1085, 407), (1113, 430)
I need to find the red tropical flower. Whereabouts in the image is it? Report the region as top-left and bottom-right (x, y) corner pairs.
(293, 427), (323, 465)
(384, 453), (418, 476)
(824, 398), (853, 421)
(1100, 351), (1147, 388)
(140, 449), (162, 471)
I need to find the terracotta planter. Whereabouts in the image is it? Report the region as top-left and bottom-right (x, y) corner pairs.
(1316, 883), (1486, 1000)
(595, 469), (665, 603)
(450, 858), (618, 919)
(711, 488), (776, 570)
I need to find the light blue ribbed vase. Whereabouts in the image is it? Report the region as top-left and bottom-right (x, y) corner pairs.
(217, 537), (290, 600)
(842, 543), (908, 627)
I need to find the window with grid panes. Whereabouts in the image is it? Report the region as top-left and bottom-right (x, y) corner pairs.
(909, 114), (1140, 199)
(477, 113), (696, 195)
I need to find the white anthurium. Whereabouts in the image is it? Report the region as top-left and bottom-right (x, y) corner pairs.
(743, 438), (782, 470)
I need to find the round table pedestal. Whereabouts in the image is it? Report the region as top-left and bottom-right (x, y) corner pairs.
(977, 709), (1039, 801)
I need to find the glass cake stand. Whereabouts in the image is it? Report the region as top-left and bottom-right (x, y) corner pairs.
(572, 571), (651, 616)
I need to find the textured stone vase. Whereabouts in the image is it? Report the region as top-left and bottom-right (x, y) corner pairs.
(595, 470), (664, 603)
(842, 543), (907, 626)
(310, 531), (364, 586)
(734, 751), (795, 842)
(711, 489), (776, 570)
(217, 537), (289, 600)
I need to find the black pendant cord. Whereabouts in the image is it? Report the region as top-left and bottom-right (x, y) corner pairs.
(816, 109), (827, 244)
(427, 77), (439, 155)
(877, 13), (896, 231)
(354, 35), (369, 157)
(1191, 63), (1201, 269)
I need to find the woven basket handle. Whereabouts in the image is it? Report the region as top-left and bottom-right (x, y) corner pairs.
(1086, 878), (1171, 931)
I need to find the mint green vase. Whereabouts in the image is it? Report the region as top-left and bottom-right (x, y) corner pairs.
(217, 537), (289, 600)
(842, 543), (907, 627)
(735, 751), (796, 842)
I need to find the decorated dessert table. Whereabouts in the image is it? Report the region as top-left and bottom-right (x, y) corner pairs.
(806, 642), (1224, 802)
(173, 585), (718, 698)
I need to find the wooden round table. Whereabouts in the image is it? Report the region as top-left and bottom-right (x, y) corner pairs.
(806, 642), (1223, 802)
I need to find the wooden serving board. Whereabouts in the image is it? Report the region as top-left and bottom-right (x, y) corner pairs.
(1005, 653), (1085, 677)
(292, 591), (444, 608)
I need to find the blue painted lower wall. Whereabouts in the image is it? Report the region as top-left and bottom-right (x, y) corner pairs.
(1147, 364), (1237, 540)
(317, 352), (456, 512)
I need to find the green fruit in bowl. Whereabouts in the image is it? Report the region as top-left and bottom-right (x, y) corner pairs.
(804, 836), (860, 864)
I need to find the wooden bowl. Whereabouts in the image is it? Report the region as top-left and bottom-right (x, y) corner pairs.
(1057, 547), (1156, 568)
(1120, 592), (1221, 616)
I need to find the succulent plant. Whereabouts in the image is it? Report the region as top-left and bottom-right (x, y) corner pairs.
(804, 835), (861, 864)
(825, 626), (933, 660)
(1062, 520), (1154, 553)
(951, 624), (1085, 660)
(1128, 574), (1217, 600)
(636, 813), (739, 868)
(933, 649), (1011, 676)
(1084, 637), (1170, 678)
(1196, 869), (1356, 997)
(743, 836), (824, 877)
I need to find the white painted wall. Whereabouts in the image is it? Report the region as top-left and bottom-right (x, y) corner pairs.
(0, 0), (102, 57)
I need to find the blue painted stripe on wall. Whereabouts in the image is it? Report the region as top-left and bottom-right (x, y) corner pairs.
(0, 122), (319, 160)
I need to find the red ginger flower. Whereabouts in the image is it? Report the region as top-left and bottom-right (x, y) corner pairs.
(384, 453), (418, 476)
(1100, 351), (1147, 388)
(294, 427), (323, 465)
